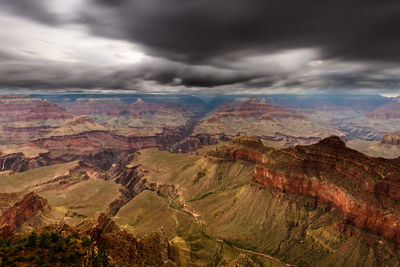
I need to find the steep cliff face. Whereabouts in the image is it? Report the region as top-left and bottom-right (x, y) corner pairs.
(207, 136), (269, 164)
(208, 136), (400, 244)
(0, 192), (49, 233)
(254, 167), (400, 244)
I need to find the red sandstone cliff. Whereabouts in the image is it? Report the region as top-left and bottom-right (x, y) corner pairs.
(0, 192), (49, 233)
(208, 136), (400, 244)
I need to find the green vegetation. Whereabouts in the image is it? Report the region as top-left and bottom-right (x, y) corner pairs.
(0, 230), (113, 267)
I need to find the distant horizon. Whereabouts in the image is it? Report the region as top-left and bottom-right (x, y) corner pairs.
(0, 91), (397, 98)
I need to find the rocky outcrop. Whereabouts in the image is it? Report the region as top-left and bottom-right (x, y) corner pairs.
(0, 152), (49, 172)
(89, 213), (120, 241)
(0, 224), (14, 239)
(207, 136), (269, 164)
(381, 133), (400, 146)
(254, 166), (400, 244)
(46, 115), (108, 137)
(208, 136), (400, 244)
(0, 192), (49, 233)
(115, 164), (147, 195)
(170, 134), (218, 153)
(87, 214), (175, 266)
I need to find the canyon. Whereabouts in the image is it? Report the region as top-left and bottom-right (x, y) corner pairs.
(1, 93), (400, 266)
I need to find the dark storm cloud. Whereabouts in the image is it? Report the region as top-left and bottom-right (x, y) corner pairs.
(5, 0), (400, 63)
(0, 0), (61, 24)
(1, 0), (400, 92)
(0, 51), (258, 90)
(81, 0), (400, 63)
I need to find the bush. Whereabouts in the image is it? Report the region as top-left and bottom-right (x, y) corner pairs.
(35, 248), (43, 256)
(71, 232), (80, 240)
(1, 256), (8, 263)
(93, 250), (110, 267)
(35, 255), (44, 265)
(39, 232), (50, 248)
(55, 240), (64, 252)
(60, 254), (67, 263)
(13, 255), (24, 262)
(26, 232), (37, 247)
(68, 252), (77, 262)
(26, 255), (36, 261)
(48, 251), (58, 263)
(81, 236), (91, 247)
(50, 232), (59, 243)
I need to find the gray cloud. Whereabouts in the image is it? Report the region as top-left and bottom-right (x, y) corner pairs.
(0, 50), (259, 90)
(0, 0), (62, 24)
(80, 0), (400, 63)
(1, 0), (400, 93)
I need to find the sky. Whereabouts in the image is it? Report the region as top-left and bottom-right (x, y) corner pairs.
(0, 0), (400, 95)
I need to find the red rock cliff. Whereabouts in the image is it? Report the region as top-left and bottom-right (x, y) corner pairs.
(210, 136), (400, 244)
(0, 192), (48, 232)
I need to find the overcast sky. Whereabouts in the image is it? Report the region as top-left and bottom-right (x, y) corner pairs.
(0, 0), (400, 95)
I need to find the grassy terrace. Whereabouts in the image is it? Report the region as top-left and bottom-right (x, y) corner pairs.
(0, 162), (79, 194)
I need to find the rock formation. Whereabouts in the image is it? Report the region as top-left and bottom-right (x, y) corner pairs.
(381, 133), (400, 146)
(0, 192), (49, 233)
(46, 115), (109, 137)
(208, 136), (400, 244)
(195, 97), (343, 146)
(87, 214), (175, 266)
